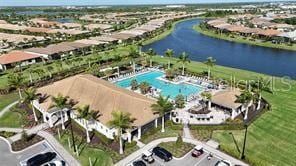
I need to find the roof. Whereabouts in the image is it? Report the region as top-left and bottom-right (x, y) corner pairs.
(0, 51), (42, 65)
(60, 42), (91, 49)
(26, 43), (77, 55)
(37, 74), (158, 127)
(74, 39), (107, 45)
(90, 36), (119, 42)
(278, 31), (296, 39)
(257, 29), (281, 37)
(211, 89), (242, 110)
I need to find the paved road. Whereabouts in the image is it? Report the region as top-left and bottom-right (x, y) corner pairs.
(0, 137), (63, 166)
(116, 137), (248, 166)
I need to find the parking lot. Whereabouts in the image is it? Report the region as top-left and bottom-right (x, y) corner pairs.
(0, 138), (65, 166)
(129, 148), (224, 166)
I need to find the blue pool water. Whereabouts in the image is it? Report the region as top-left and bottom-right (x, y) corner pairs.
(115, 71), (203, 99)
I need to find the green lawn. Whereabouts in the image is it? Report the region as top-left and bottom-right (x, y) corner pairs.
(194, 25), (296, 51)
(0, 110), (23, 128)
(0, 92), (19, 111)
(57, 132), (113, 166)
(152, 56), (296, 166)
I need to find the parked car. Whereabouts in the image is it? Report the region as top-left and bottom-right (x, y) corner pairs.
(27, 152), (56, 166)
(152, 147), (172, 162)
(132, 160), (146, 166)
(191, 145), (204, 157)
(215, 160), (232, 166)
(43, 160), (66, 166)
(141, 150), (154, 163)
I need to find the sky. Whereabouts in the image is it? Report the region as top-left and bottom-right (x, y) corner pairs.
(0, 0), (292, 7)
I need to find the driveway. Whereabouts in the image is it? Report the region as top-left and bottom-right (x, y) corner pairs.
(0, 137), (65, 166)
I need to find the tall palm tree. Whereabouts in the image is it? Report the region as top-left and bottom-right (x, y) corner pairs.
(204, 57), (216, 79)
(24, 87), (38, 121)
(76, 105), (98, 143)
(251, 77), (272, 110)
(165, 49), (174, 69)
(129, 47), (140, 73)
(139, 81), (151, 94)
(151, 95), (174, 132)
(8, 73), (24, 100)
(146, 48), (157, 67)
(178, 52), (190, 75)
(108, 110), (133, 154)
(236, 90), (254, 120)
(50, 93), (68, 130)
(201, 92), (212, 110)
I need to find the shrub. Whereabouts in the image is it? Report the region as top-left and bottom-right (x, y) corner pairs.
(175, 94), (185, 108)
(125, 141), (137, 148)
(21, 130), (30, 142)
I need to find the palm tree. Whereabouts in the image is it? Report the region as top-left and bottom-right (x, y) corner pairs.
(139, 81), (151, 94)
(178, 52), (190, 75)
(46, 66), (54, 78)
(165, 49), (174, 69)
(201, 92), (212, 110)
(146, 48), (157, 67)
(76, 105), (98, 143)
(151, 95), (174, 132)
(204, 57), (216, 79)
(28, 68), (34, 83)
(129, 47), (140, 73)
(236, 90), (254, 120)
(50, 93), (68, 130)
(137, 42), (143, 55)
(24, 87), (38, 121)
(108, 110), (133, 154)
(8, 73), (24, 100)
(130, 79), (138, 90)
(251, 77), (272, 110)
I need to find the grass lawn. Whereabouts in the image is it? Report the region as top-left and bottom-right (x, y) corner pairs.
(152, 56), (296, 166)
(57, 132), (113, 166)
(0, 93), (19, 111)
(0, 110), (23, 128)
(158, 142), (195, 158)
(140, 121), (182, 144)
(194, 25), (296, 51)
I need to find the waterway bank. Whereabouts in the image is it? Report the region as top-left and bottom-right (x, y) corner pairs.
(193, 25), (296, 51)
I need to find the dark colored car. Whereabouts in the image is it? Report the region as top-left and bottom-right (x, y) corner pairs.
(132, 160), (146, 166)
(27, 152), (57, 166)
(152, 147), (172, 162)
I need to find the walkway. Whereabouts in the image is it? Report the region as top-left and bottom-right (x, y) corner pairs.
(115, 137), (248, 166)
(183, 122), (193, 139)
(0, 101), (18, 118)
(9, 123), (49, 142)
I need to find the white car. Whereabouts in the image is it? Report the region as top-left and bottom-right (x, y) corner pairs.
(43, 160), (66, 166)
(215, 160), (232, 166)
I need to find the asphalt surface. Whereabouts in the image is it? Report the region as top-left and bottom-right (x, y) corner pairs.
(0, 138), (64, 166)
(129, 148), (222, 166)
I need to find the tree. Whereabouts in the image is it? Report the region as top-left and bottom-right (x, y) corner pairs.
(46, 66), (54, 78)
(129, 47), (140, 73)
(139, 81), (150, 94)
(165, 68), (175, 80)
(178, 52), (190, 75)
(24, 87), (38, 122)
(50, 93), (68, 130)
(201, 92), (212, 109)
(137, 42), (143, 55)
(236, 90), (254, 120)
(130, 79), (138, 90)
(8, 73), (24, 100)
(175, 134), (183, 148)
(204, 57), (216, 79)
(165, 49), (174, 69)
(146, 48), (157, 67)
(151, 95), (174, 132)
(251, 77), (272, 110)
(76, 105), (98, 143)
(175, 94), (185, 108)
(108, 110), (133, 154)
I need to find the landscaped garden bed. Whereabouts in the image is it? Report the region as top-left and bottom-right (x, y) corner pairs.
(0, 131), (17, 138)
(11, 133), (44, 151)
(158, 140), (195, 158)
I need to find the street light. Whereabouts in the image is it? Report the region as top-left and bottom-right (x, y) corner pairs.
(67, 110), (76, 153)
(241, 124), (248, 160)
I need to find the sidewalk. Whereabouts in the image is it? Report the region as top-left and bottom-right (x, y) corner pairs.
(9, 123), (49, 142)
(115, 137), (248, 166)
(0, 101), (18, 118)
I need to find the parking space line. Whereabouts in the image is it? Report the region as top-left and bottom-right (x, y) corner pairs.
(194, 155), (208, 166)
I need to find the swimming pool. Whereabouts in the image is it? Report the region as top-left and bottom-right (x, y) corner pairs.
(115, 71), (204, 99)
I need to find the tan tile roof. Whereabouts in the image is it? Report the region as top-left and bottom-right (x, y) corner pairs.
(0, 51), (42, 65)
(37, 74), (158, 127)
(211, 89), (242, 110)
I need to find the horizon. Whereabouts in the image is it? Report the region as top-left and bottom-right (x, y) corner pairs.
(0, 0), (294, 7)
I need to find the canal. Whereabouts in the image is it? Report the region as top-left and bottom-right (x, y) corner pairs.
(143, 19), (296, 78)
